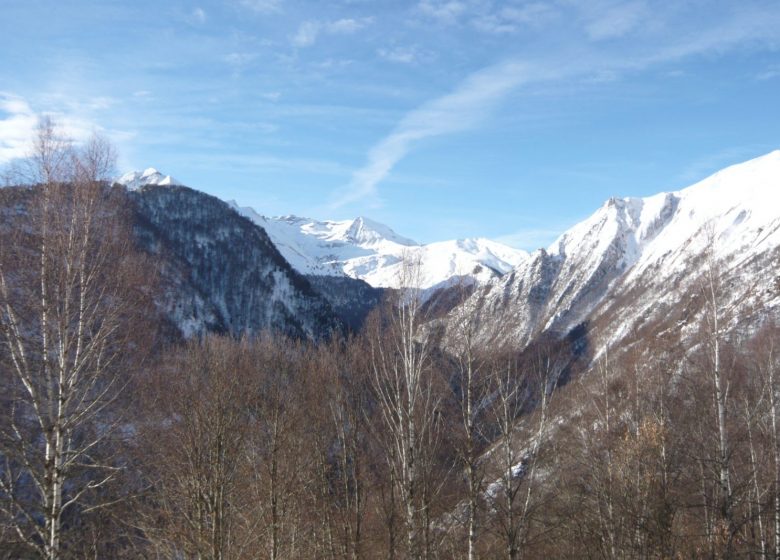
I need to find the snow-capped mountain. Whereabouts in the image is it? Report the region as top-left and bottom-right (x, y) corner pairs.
(228, 203), (529, 293)
(116, 170), (527, 294)
(117, 168), (182, 190)
(115, 151), (780, 349)
(454, 150), (780, 350)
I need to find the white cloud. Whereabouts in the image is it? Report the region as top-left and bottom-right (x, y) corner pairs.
(328, 18), (368, 33)
(0, 93), (106, 166)
(331, 60), (532, 208)
(0, 93), (38, 164)
(239, 0), (283, 13)
(224, 52), (257, 66)
(189, 7), (207, 24)
(292, 21), (320, 47)
(316, 58), (355, 70)
(474, 2), (559, 34)
(417, 0), (468, 24)
(418, 0), (557, 33)
(584, 1), (647, 40)
(292, 17), (373, 48)
(377, 46), (431, 64)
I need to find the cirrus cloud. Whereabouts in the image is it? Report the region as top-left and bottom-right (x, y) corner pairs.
(330, 60), (534, 208)
(292, 17), (374, 48)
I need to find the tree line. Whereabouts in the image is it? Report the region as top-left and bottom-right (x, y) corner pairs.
(2, 121), (780, 559)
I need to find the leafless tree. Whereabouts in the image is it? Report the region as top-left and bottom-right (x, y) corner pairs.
(134, 336), (257, 559)
(486, 341), (564, 560)
(0, 118), (146, 559)
(444, 278), (499, 560)
(311, 337), (372, 560)
(367, 254), (446, 560)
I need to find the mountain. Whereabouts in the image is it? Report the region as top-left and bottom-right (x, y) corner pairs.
(228, 204), (528, 294)
(452, 150), (780, 351)
(125, 183), (342, 340)
(118, 168), (182, 190)
(115, 151), (780, 347)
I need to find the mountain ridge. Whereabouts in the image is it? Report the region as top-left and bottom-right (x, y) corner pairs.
(226, 204), (529, 293)
(451, 149), (780, 352)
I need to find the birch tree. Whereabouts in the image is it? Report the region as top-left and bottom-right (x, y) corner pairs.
(447, 284), (491, 560)
(0, 118), (144, 559)
(488, 342), (564, 560)
(367, 254), (445, 560)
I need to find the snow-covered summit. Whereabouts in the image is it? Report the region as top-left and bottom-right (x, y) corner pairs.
(227, 202), (528, 292)
(116, 168), (182, 190)
(345, 216), (417, 247)
(547, 149), (780, 280)
(456, 149), (780, 348)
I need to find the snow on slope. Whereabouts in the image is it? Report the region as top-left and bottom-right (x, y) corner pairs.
(457, 150), (780, 348)
(228, 202), (528, 292)
(626, 150), (780, 279)
(117, 168), (182, 190)
(116, 169), (528, 293)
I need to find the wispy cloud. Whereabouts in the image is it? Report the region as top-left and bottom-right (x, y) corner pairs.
(224, 52), (257, 66)
(417, 0), (558, 34)
(757, 64), (780, 81)
(377, 45), (432, 64)
(584, 1), (647, 40)
(292, 17), (373, 48)
(417, 0), (468, 25)
(330, 60), (533, 208)
(474, 3), (559, 34)
(188, 7), (207, 25)
(238, 0), (283, 14)
(292, 22), (320, 48)
(334, 2), (780, 209)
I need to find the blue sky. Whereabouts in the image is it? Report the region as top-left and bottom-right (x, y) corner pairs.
(1, 0), (779, 249)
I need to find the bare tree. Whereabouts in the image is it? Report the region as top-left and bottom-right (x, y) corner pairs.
(367, 254), (446, 560)
(765, 329), (780, 560)
(312, 336), (372, 560)
(748, 323), (780, 559)
(445, 279), (496, 560)
(135, 336), (251, 559)
(487, 341), (564, 560)
(701, 232), (735, 547)
(0, 118), (145, 559)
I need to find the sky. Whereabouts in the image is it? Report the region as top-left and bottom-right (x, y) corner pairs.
(1, 0), (779, 250)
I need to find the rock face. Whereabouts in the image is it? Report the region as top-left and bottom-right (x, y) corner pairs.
(129, 184), (342, 340)
(451, 151), (780, 353)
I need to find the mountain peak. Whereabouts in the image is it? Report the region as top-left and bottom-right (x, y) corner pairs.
(345, 216), (418, 247)
(116, 168), (183, 190)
